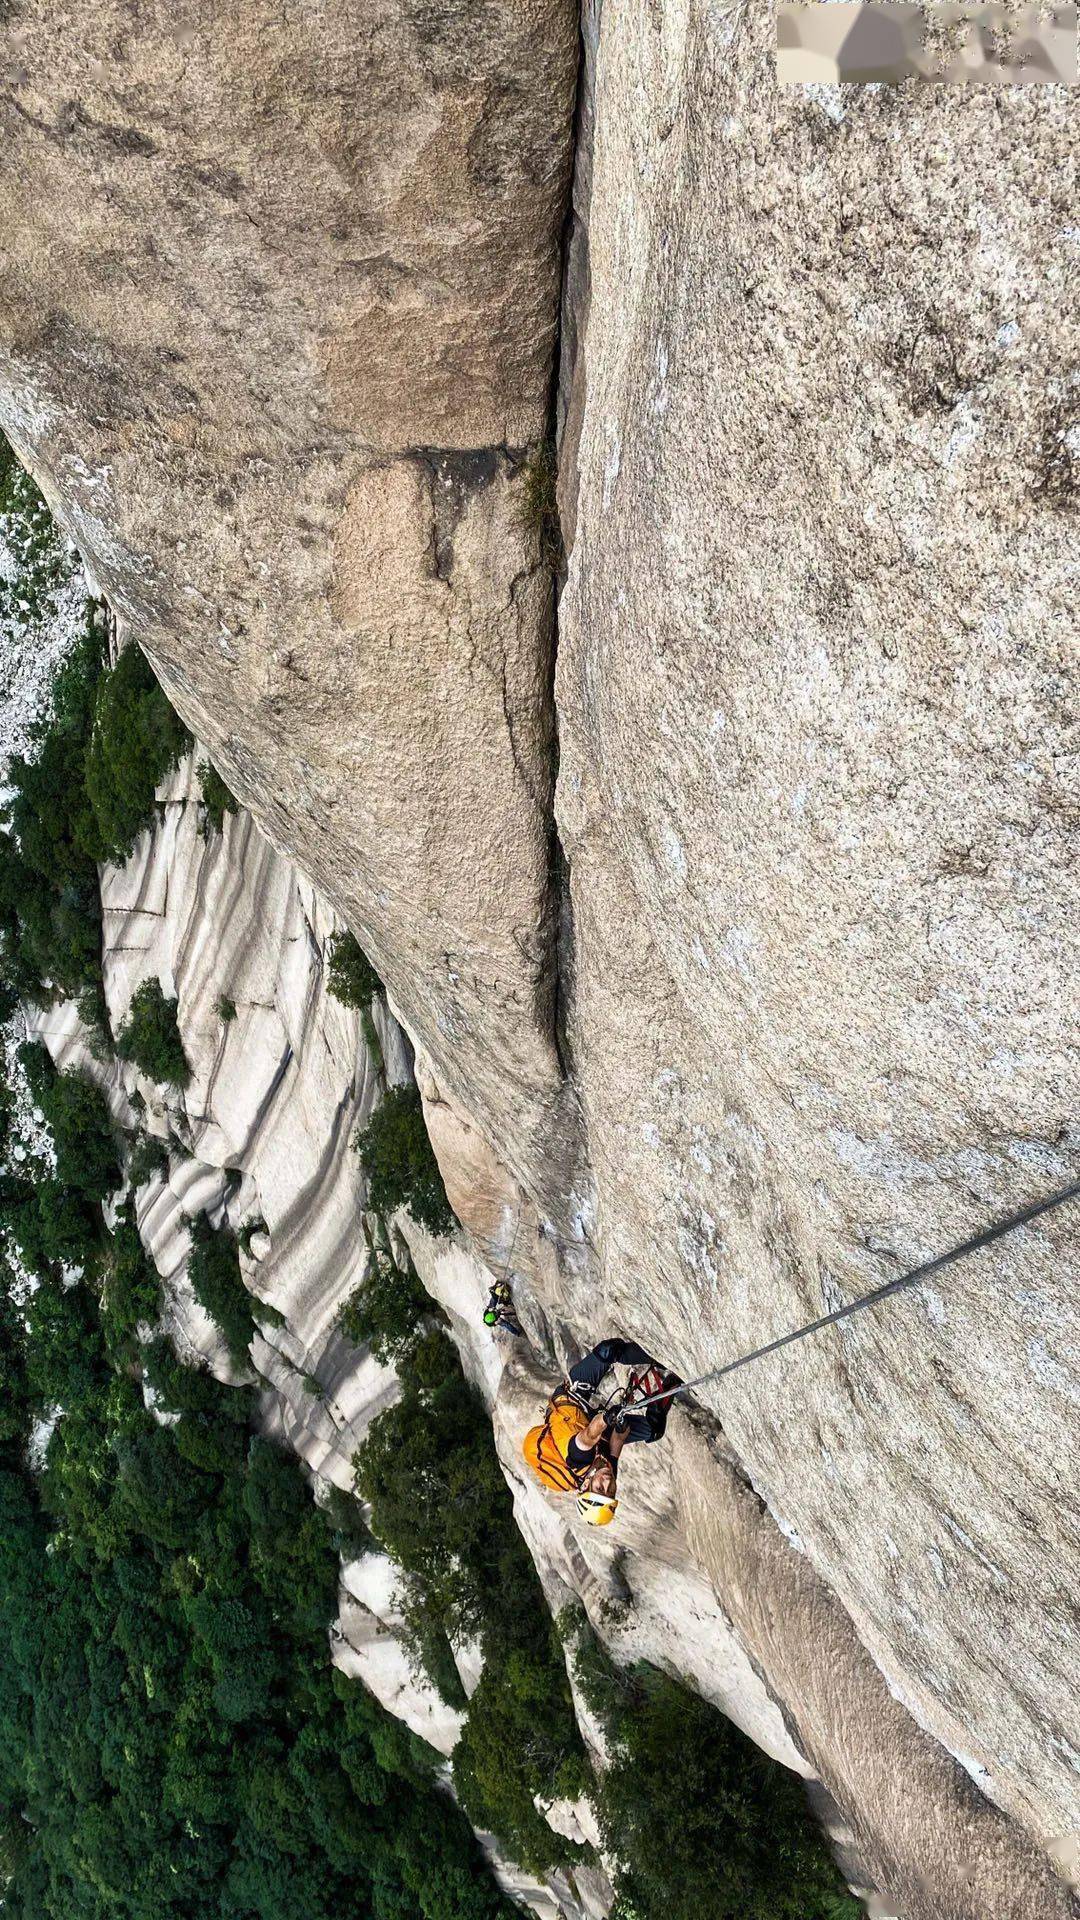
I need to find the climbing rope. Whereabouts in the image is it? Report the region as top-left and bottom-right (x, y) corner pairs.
(496, 1205), (524, 1289)
(631, 1176), (1080, 1411)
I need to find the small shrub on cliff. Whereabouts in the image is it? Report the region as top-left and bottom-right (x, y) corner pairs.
(337, 1245), (434, 1364)
(101, 1203), (161, 1360)
(320, 1483), (375, 1562)
(117, 979), (190, 1088)
(326, 929), (382, 1010)
(197, 758), (238, 836)
(83, 642), (190, 862)
(76, 980), (114, 1061)
(573, 1628), (862, 1920)
(186, 1215), (255, 1371)
(237, 1215), (266, 1256)
(352, 1083), (455, 1236)
(126, 1132), (169, 1190)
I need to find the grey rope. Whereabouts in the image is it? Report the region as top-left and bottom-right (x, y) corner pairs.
(497, 1206), (524, 1288)
(632, 1176), (1080, 1411)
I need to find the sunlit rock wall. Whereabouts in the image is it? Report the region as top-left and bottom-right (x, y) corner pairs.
(554, 2), (1079, 1907)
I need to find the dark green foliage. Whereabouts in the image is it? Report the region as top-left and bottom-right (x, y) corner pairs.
(237, 1215), (266, 1256)
(0, 1285), (31, 1458)
(573, 1631), (861, 1920)
(321, 1484), (375, 1562)
(323, 926), (387, 1075)
(187, 1216), (254, 1371)
(252, 1296), (287, 1331)
(338, 1245), (434, 1363)
(325, 930), (381, 1010)
(355, 1330), (505, 1640)
(454, 1650), (589, 1870)
(126, 1131), (169, 1190)
(24, 1276), (104, 1410)
(83, 643), (190, 862)
(0, 1286), (518, 1920)
(217, 993), (237, 1023)
(116, 978), (190, 1088)
(356, 1327), (586, 1869)
(0, 1053), (116, 1284)
(197, 759), (238, 835)
(25, 1176), (104, 1272)
(76, 979), (114, 1059)
(22, 1045), (121, 1207)
(0, 445), (116, 999)
(353, 1084), (456, 1237)
(0, 432), (70, 625)
(101, 1206), (160, 1360)
(0, 618), (105, 997)
(399, 1585), (469, 1711)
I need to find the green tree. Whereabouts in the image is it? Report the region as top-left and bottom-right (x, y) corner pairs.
(21, 1045), (121, 1206)
(0, 431), (72, 625)
(100, 1205), (160, 1360)
(0, 1297), (521, 1920)
(197, 760), (238, 835)
(355, 1328), (587, 1868)
(353, 1085), (455, 1237)
(0, 619), (105, 997)
(573, 1631), (861, 1920)
(326, 930), (382, 1010)
(187, 1216), (254, 1370)
(337, 1246), (434, 1363)
(126, 1132), (169, 1190)
(116, 979), (190, 1088)
(83, 643), (190, 862)
(24, 1277), (104, 1410)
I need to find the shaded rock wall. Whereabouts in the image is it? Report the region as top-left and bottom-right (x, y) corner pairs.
(0, 0), (580, 1213)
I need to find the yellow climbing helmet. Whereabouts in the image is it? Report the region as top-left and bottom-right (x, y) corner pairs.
(576, 1489), (619, 1527)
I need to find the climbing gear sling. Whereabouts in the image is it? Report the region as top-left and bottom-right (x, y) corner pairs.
(630, 1176), (1080, 1412)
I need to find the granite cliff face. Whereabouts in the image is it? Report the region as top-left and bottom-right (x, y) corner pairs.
(2, 4), (1079, 1919)
(0, 0), (580, 1209)
(554, 0), (1080, 1871)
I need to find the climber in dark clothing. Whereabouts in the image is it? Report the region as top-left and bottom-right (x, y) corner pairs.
(523, 1336), (683, 1525)
(563, 1338), (681, 1477)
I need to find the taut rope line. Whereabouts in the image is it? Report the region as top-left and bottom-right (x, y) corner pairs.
(632, 1177), (1080, 1411)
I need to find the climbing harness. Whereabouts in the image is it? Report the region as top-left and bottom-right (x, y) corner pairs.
(630, 1176), (1080, 1412)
